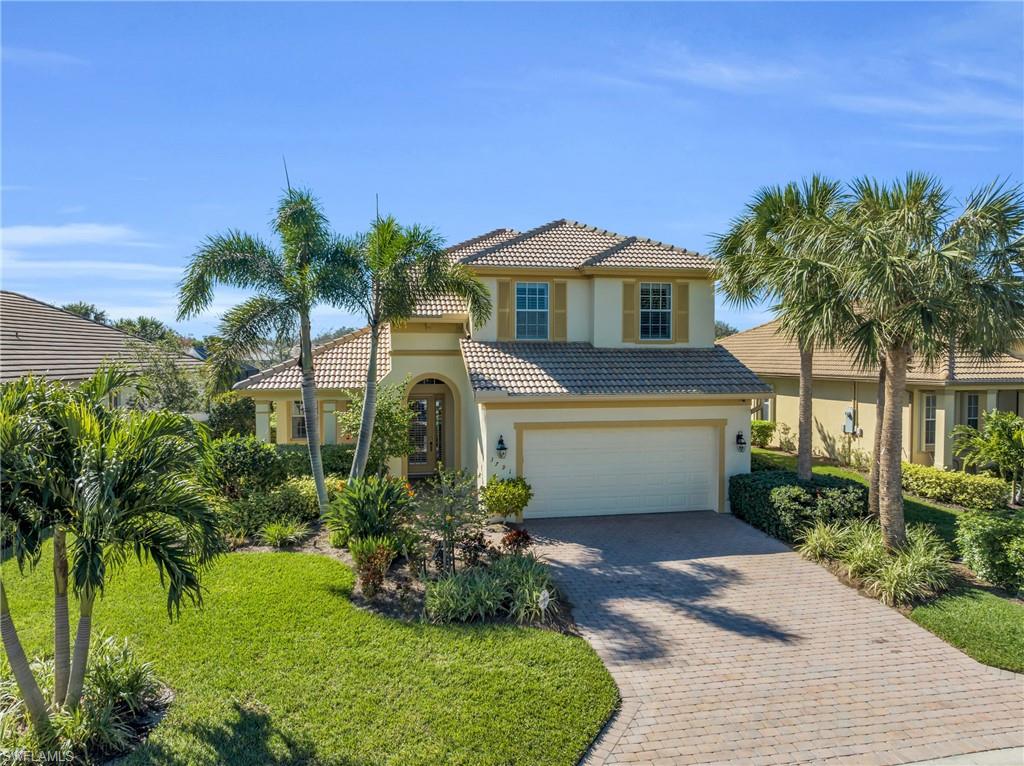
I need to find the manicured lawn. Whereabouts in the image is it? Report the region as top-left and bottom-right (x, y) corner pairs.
(3, 547), (618, 765)
(752, 447), (961, 543)
(910, 586), (1024, 673)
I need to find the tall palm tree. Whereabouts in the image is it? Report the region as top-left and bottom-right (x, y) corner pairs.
(335, 216), (491, 479)
(841, 175), (1024, 548)
(179, 188), (351, 512)
(714, 175), (849, 481)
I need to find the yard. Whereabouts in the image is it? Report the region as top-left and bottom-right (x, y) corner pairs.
(753, 447), (1024, 673)
(3, 545), (618, 766)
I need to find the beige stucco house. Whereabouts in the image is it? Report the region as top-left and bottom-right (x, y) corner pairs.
(235, 219), (770, 518)
(719, 319), (1024, 469)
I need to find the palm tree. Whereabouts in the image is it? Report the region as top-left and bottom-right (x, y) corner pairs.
(179, 187), (351, 512)
(841, 175), (1024, 547)
(954, 410), (1024, 505)
(335, 216), (491, 479)
(714, 176), (849, 481)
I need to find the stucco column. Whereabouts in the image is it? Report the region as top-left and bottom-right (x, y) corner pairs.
(273, 400), (289, 444)
(933, 390), (956, 469)
(255, 401), (271, 443)
(323, 402), (337, 445)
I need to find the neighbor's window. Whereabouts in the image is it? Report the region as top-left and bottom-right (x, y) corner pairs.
(639, 282), (672, 340)
(966, 393), (980, 430)
(291, 401), (307, 440)
(515, 282), (549, 340)
(923, 393), (936, 448)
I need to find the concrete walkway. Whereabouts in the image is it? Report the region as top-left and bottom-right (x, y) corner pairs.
(529, 512), (1023, 766)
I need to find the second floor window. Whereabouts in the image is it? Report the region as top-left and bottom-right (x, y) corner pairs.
(923, 393), (936, 448)
(966, 393), (980, 430)
(516, 282), (548, 340)
(292, 401), (307, 440)
(639, 282), (672, 340)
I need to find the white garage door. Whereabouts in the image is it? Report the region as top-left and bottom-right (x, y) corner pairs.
(522, 425), (719, 518)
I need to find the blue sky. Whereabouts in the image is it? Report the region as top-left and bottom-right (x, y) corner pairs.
(3, 1), (1022, 337)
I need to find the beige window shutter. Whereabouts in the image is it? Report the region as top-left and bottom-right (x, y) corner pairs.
(622, 280), (637, 342)
(674, 281), (690, 343)
(497, 279), (513, 341)
(552, 281), (567, 342)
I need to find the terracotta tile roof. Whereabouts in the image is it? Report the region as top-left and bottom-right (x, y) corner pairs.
(459, 219), (713, 272)
(718, 318), (1024, 385)
(0, 290), (202, 382)
(460, 339), (770, 397)
(412, 294), (469, 317)
(234, 325), (391, 391)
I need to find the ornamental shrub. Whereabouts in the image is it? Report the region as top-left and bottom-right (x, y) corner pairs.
(219, 477), (321, 536)
(207, 392), (255, 438)
(348, 535), (399, 597)
(324, 475), (413, 541)
(955, 510), (1024, 592)
(258, 519), (309, 548)
(861, 525), (952, 606)
(424, 553), (560, 624)
(480, 476), (534, 521)
(750, 451), (777, 472)
(276, 444), (356, 477)
(201, 435), (285, 499)
(750, 420), (776, 448)
(901, 463), (1009, 511)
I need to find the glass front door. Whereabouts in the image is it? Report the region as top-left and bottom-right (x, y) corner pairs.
(408, 394), (444, 475)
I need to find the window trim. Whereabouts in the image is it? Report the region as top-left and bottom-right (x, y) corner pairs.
(514, 281), (550, 341)
(638, 282), (673, 342)
(965, 393), (980, 430)
(922, 393), (937, 449)
(291, 400), (308, 441)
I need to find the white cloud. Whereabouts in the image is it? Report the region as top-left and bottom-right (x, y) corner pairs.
(1, 223), (153, 249)
(1, 255), (181, 281)
(2, 46), (87, 69)
(644, 44), (804, 91)
(830, 89), (1022, 123)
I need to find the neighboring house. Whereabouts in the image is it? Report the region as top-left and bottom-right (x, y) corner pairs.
(719, 318), (1024, 469)
(235, 219), (770, 518)
(0, 290), (203, 403)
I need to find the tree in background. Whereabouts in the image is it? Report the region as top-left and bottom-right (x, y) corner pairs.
(125, 337), (203, 412)
(714, 320), (738, 339)
(178, 187), (352, 513)
(334, 216), (491, 479)
(60, 301), (108, 324)
(208, 391), (257, 438)
(954, 410), (1024, 506)
(113, 315), (181, 344)
(714, 175), (850, 481)
(337, 379), (414, 475)
(313, 326), (358, 346)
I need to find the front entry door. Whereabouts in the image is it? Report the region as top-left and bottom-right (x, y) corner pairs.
(408, 394), (444, 475)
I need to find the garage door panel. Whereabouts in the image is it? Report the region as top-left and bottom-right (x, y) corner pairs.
(523, 425), (718, 518)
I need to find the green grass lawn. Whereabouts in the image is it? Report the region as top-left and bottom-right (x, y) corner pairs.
(910, 586), (1024, 673)
(3, 548), (618, 766)
(752, 447), (961, 542)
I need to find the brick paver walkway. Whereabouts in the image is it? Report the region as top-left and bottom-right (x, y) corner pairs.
(530, 512), (1024, 766)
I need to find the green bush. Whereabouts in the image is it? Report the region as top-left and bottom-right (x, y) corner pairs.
(491, 553), (560, 625)
(838, 519), (889, 580)
(258, 519), (309, 548)
(277, 444), (356, 477)
(202, 435), (285, 499)
(862, 526), (952, 606)
(329, 528), (348, 549)
(797, 520), (850, 562)
(750, 420), (775, 448)
(207, 392), (255, 438)
(349, 535), (399, 598)
(955, 510), (1024, 592)
(219, 477), (321, 536)
(750, 452), (777, 472)
(480, 476), (534, 521)
(729, 471), (867, 542)
(325, 475), (412, 541)
(901, 462), (1009, 511)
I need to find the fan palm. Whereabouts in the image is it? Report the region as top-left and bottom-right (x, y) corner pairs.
(841, 174), (1024, 547)
(179, 187), (352, 512)
(334, 216), (492, 478)
(714, 175), (849, 481)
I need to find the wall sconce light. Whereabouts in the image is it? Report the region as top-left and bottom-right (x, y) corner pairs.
(496, 435), (508, 459)
(736, 432), (747, 452)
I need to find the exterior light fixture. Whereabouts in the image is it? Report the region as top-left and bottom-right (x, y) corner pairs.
(496, 435), (508, 459)
(736, 432), (747, 452)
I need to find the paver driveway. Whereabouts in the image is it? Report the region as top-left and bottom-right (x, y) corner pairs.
(530, 512), (1023, 766)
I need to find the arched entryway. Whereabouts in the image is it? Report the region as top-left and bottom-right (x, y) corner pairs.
(405, 375), (459, 477)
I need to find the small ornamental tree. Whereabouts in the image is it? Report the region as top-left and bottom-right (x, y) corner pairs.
(208, 391), (256, 438)
(337, 380), (414, 476)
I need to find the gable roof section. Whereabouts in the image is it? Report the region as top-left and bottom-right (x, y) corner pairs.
(459, 219), (714, 272)
(718, 318), (1024, 385)
(460, 339), (770, 398)
(0, 290), (202, 382)
(233, 325), (391, 391)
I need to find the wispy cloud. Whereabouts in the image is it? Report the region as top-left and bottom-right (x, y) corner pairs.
(2, 46), (88, 69)
(886, 140), (999, 154)
(2, 255), (181, 281)
(643, 44), (804, 92)
(1, 223), (153, 249)
(830, 89), (1022, 123)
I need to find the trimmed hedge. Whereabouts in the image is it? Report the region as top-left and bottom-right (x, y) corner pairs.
(955, 510), (1024, 592)
(277, 444), (356, 477)
(901, 463), (1009, 512)
(750, 452), (778, 472)
(219, 475), (346, 537)
(751, 420), (776, 448)
(729, 470), (867, 542)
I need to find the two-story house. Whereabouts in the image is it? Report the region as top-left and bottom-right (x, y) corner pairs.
(235, 219), (770, 517)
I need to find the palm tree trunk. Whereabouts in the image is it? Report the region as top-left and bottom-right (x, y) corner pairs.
(299, 310), (329, 514)
(1, 581), (52, 737)
(796, 344), (814, 481)
(65, 592), (95, 712)
(350, 324), (380, 480)
(868, 362), (886, 518)
(53, 529), (71, 707)
(878, 345), (909, 549)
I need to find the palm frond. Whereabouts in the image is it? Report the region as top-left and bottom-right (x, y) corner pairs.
(177, 232), (284, 319)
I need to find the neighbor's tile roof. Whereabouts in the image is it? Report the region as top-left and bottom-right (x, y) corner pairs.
(0, 290), (202, 383)
(234, 325), (391, 391)
(458, 219), (713, 271)
(460, 339), (770, 397)
(719, 318), (1024, 385)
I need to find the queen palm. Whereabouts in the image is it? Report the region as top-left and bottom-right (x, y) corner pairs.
(714, 175), (849, 481)
(179, 188), (351, 511)
(841, 174), (1024, 548)
(335, 216), (491, 478)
